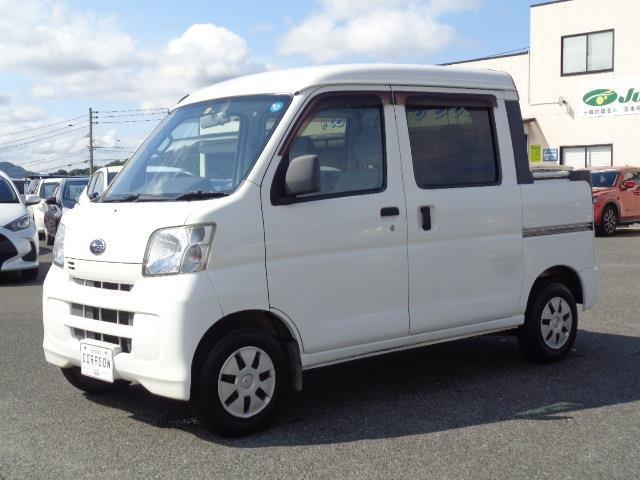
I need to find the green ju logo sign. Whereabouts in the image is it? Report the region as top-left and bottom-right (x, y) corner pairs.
(582, 83), (640, 117)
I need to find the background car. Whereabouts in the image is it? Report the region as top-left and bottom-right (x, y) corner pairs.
(28, 177), (61, 238)
(43, 177), (89, 245)
(0, 171), (40, 279)
(78, 166), (122, 204)
(591, 166), (640, 235)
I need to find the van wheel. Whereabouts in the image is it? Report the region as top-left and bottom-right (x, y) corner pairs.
(598, 205), (617, 236)
(190, 329), (287, 437)
(518, 283), (578, 363)
(61, 367), (130, 394)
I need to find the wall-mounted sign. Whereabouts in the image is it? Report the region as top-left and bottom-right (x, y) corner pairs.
(530, 144), (542, 163)
(581, 80), (640, 117)
(543, 148), (559, 162)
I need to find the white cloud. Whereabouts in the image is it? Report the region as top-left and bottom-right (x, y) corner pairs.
(0, 1), (263, 107)
(278, 0), (480, 63)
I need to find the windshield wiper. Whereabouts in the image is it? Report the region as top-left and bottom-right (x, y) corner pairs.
(102, 194), (140, 203)
(172, 191), (229, 201)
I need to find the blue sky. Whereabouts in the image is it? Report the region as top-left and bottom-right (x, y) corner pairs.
(0, 0), (533, 173)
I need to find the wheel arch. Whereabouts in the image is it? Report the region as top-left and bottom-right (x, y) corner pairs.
(191, 309), (303, 397)
(527, 265), (583, 312)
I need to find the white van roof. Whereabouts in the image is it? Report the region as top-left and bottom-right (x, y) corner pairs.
(181, 64), (517, 107)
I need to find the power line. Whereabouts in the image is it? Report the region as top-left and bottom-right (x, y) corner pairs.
(0, 120), (88, 146)
(0, 115), (85, 138)
(0, 126), (87, 151)
(99, 107), (167, 113)
(19, 149), (88, 168)
(98, 112), (167, 118)
(98, 118), (163, 124)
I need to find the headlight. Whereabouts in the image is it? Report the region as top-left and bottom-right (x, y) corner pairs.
(53, 223), (65, 268)
(4, 214), (32, 232)
(143, 224), (215, 276)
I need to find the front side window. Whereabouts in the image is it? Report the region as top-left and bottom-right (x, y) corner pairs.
(406, 106), (499, 188)
(104, 95), (291, 202)
(0, 178), (18, 203)
(562, 30), (613, 75)
(285, 96), (385, 199)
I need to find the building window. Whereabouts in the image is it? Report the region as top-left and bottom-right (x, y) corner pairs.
(562, 30), (614, 76)
(561, 145), (612, 168)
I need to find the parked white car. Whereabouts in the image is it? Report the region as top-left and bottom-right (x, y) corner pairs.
(29, 177), (61, 237)
(42, 65), (597, 436)
(78, 166), (123, 205)
(0, 171), (40, 278)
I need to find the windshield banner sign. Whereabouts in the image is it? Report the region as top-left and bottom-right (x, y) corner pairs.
(581, 80), (640, 118)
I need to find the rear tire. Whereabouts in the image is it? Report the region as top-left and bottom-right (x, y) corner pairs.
(598, 205), (617, 236)
(518, 283), (578, 363)
(190, 328), (287, 437)
(61, 367), (129, 394)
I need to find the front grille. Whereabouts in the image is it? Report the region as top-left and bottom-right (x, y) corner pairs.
(22, 241), (37, 262)
(70, 303), (133, 326)
(72, 328), (132, 353)
(72, 277), (133, 291)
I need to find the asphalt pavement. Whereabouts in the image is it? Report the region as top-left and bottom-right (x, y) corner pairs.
(1, 229), (639, 480)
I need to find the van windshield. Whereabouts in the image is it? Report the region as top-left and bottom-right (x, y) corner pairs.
(103, 95), (291, 202)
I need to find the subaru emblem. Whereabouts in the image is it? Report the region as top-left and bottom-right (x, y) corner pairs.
(89, 239), (106, 256)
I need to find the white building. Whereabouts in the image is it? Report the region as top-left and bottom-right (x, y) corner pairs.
(446, 0), (640, 168)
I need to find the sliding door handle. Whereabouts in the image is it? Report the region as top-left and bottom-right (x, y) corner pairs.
(380, 207), (400, 217)
(421, 206), (432, 231)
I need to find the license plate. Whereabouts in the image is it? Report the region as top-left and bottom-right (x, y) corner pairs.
(80, 341), (116, 383)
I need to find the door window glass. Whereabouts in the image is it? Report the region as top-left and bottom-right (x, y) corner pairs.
(288, 99), (385, 198)
(406, 106), (499, 188)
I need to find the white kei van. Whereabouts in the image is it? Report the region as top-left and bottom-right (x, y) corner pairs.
(42, 65), (597, 436)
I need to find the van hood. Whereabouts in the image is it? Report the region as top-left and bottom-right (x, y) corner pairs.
(0, 203), (27, 227)
(62, 202), (200, 263)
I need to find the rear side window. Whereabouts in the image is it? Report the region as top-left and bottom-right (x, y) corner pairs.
(285, 95), (385, 199)
(405, 106), (499, 188)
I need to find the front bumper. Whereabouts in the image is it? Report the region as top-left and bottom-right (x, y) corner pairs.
(42, 261), (224, 400)
(0, 225), (39, 272)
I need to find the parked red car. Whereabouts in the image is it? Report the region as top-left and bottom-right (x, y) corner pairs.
(590, 166), (640, 235)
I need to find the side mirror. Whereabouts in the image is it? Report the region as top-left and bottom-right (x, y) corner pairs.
(24, 194), (41, 206)
(285, 155), (321, 196)
(45, 196), (57, 205)
(89, 191), (99, 200)
(621, 180), (637, 190)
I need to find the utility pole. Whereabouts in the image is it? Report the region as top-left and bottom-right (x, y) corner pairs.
(88, 107), (95, 175)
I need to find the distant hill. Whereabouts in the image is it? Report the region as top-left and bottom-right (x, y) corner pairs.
(0, 161), (38, 178)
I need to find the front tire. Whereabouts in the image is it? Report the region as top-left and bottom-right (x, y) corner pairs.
(190, 329), (287, 437)
(598, 205), (618, 236)
(61, 367), (129, 394)
(518, 283), (578, 363)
